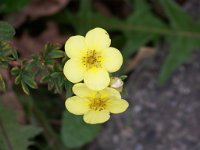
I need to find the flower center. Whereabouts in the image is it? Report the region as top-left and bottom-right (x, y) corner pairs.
(82, 50), (102, 69)
(89, 94), (107, 111)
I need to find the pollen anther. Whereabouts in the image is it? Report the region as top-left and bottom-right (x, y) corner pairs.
(82, 50), (102, 69)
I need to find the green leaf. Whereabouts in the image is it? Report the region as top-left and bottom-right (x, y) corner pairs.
(120, 75), (128, 80)
(23, 74), (38, 89)
(47, 50), (65, 59)
(50, 72), (61, 78)
(123, 0), (166, 60)
(0, 74), (6, 91)
(24, 78), (37, 89)
(14, 75), (21, 85)
(21, 81), (30, 95)
(159, 0), (194, 30)
(61, 111), (101, 148)
(0, 103), (41, 150)
(158, 0), (200, 84)
(159, 37), (199, 85)
(0, 0), (30, 13)
(11, 48), (18, 60)
(43, 43), (61, 56)
(0, 21), (15, 40)
(40, 75), (50, 83)
(0, 41), (18, 68)
(11, 67), (20, 76)
(53, 0), (122, 34)
(65, 81), (73, 97)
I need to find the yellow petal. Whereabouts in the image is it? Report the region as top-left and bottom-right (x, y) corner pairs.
(83, 110), (110, 124)
(106, 98), (129, 114)
(85, 28), (111, 51)
(102, 47), (123, 72)
(63, 59), (85, 83)
(65, 35), (87, 58)
(65, 96), (90, 115)
(72, 83), (96, 98)
(84, 68), (110, 91)
(100, 87), (121, 99)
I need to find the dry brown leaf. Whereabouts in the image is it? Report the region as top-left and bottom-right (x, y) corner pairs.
(93, 1), (112, 17)
(5, 0), (70, 27)
(125, 47), (156, 73)
(12, 22), (67, 58)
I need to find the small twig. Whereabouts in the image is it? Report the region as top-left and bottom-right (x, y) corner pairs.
(8, 60), (21, 67)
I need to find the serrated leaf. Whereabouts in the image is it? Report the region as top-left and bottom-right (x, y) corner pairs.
(158, 0), (200, 84)
(0, 74), (6, 91)
(159, 0), (194, 30)
(123, 0), (167, 60)
(0, 103), (41, 150)
(0, 21), (15, 40)
(61, 111), (101, 148)
(159, 37), (199, 85)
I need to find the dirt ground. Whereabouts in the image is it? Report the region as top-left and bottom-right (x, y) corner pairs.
(88, 1), (200, 149)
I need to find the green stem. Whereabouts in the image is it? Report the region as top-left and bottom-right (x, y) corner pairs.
(0, 118), (13, 150)
(17, 93), (68, 150)
(59, 12), (200, 39)
(104, 22), (200, 38)
(29, 98), (68, 150)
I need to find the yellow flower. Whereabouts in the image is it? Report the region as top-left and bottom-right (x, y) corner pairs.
(65, 83), (129, 124)
(63, 27), (123, 91)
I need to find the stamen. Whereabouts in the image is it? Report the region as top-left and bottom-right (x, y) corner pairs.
(82, 50), (102, 69)
(89, 93), (108, 111)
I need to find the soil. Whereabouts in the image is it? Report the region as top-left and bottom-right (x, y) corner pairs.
(88, 1), (200, 150)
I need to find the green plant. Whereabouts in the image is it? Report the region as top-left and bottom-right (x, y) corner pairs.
(1, 0), (200, 149)
(0, 21), (102, 149)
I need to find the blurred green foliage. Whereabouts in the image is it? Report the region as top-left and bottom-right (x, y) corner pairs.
(0, 74), (6, 91)
(0, 0), (29, 13)
(158, 0), (200, 84)
(0, 21), (15, 40)
(61, 112), (102, 148)
(11, 44), (66, 95)
(0, 102), (41, 150)
(1, 0), (200, 149)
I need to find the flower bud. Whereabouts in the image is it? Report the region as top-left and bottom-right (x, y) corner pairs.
(109, 77), (124, 92)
